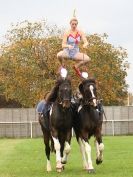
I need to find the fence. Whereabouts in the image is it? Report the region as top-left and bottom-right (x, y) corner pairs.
(0, 106), (133, 138)
(0, 108), (41, 138)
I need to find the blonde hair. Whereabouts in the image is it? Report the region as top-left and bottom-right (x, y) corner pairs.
(70, 9), (78, 24)
(70, 17), (78, 24)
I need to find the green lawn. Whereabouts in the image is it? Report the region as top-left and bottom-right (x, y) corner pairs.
(0, 136), (133, 177)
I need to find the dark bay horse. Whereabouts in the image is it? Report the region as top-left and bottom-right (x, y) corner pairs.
(39, 77), (73, 172)
(73, 78), (104, 173)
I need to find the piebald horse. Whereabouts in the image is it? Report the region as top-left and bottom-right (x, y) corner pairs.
(39, 69), (73, 173)
(73, 78), (104, 173)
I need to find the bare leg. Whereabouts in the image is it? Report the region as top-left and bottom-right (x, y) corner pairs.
(57, 51), (69, 67)
(72, 52), (91, 76)
(74, 52), (91, 69)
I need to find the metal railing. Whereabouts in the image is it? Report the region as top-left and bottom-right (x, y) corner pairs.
(1, 119), (133, 138)
(0, 121), (39, 138)
(103, 119), (133, 136)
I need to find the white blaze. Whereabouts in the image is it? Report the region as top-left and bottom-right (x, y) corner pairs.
(89, 85), (97, 106)
(49, 105), (53, 116)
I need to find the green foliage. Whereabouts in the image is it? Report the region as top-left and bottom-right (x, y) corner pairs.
(86, 34), (128, 105)
(0, 21), (128, 107)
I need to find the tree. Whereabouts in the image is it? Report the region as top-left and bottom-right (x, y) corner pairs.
(0, 21), (62, 107)
(0, 21), (128, 107)
(85, 34), (128, 105)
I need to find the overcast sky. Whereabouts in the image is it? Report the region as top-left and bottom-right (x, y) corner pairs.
(0, 0), (133, 92)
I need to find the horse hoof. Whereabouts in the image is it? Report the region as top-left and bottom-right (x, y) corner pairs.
(83, 166), (89, 171)
(62, 165), (65, 170)
(96, 158), (103, 165)
(88, 169), (95, 174)
(46, 165), (52, 172)
(61, 160), (67, 164)
(47, 169), (52, 173)
(57, 168), (62, 173)
(56, 162), (63, 173)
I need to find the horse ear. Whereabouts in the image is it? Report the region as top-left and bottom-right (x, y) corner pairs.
(92, 79), (96, 84)
(79, 83), (84, 95)
(89, 78), (96, 85)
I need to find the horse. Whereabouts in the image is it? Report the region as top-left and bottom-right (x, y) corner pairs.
(39, 77), (73, 173)
(73, 78), (104, 173)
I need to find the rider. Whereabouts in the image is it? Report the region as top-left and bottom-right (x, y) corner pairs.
(57, 12), (91, 77)
(36, 79), (62, 116)
(36, 12), (91, 115)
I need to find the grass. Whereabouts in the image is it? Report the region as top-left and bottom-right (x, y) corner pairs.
(0, 136), (133, 177)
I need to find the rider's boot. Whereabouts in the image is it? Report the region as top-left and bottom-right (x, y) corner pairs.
(73, 65), (82, 77)
(96, 100), (104, 114)
(58, 63), (66, 74)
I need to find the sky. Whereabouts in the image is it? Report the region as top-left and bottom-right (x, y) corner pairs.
(0, 0), (133, 92)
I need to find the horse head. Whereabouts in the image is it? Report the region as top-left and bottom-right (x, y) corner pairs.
(58, 78), (72, 108)
(79, 78), (97, 107)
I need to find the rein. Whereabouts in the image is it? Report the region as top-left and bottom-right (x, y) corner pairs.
(57, 99), (71, 105)
(87, 96), (97, 102)
(83, 96), (97, 105)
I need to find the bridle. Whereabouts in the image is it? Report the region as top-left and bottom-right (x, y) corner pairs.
(83, 97), (97, 106)
(88, 96), (97, 102)
(83, 84), (97, 107)
(57, 81), (72, 106)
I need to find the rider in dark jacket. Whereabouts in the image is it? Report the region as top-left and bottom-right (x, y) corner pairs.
(36, 79), (62, 116)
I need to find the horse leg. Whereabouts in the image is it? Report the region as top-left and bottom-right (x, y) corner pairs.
(61, 130), (71, 164)
(95, 128), (104, 165)
(60, 142), (65, 160)
(51, 130), (63, 172)
(39, 116), (52, 172)
(59, 133), (65, 166)
(82, 134), (95, 173)
(41, 129), (52, 172)
(61, 142), (71, 164)
(45, 139), (52, 172)
(78, 137), (89, 170)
